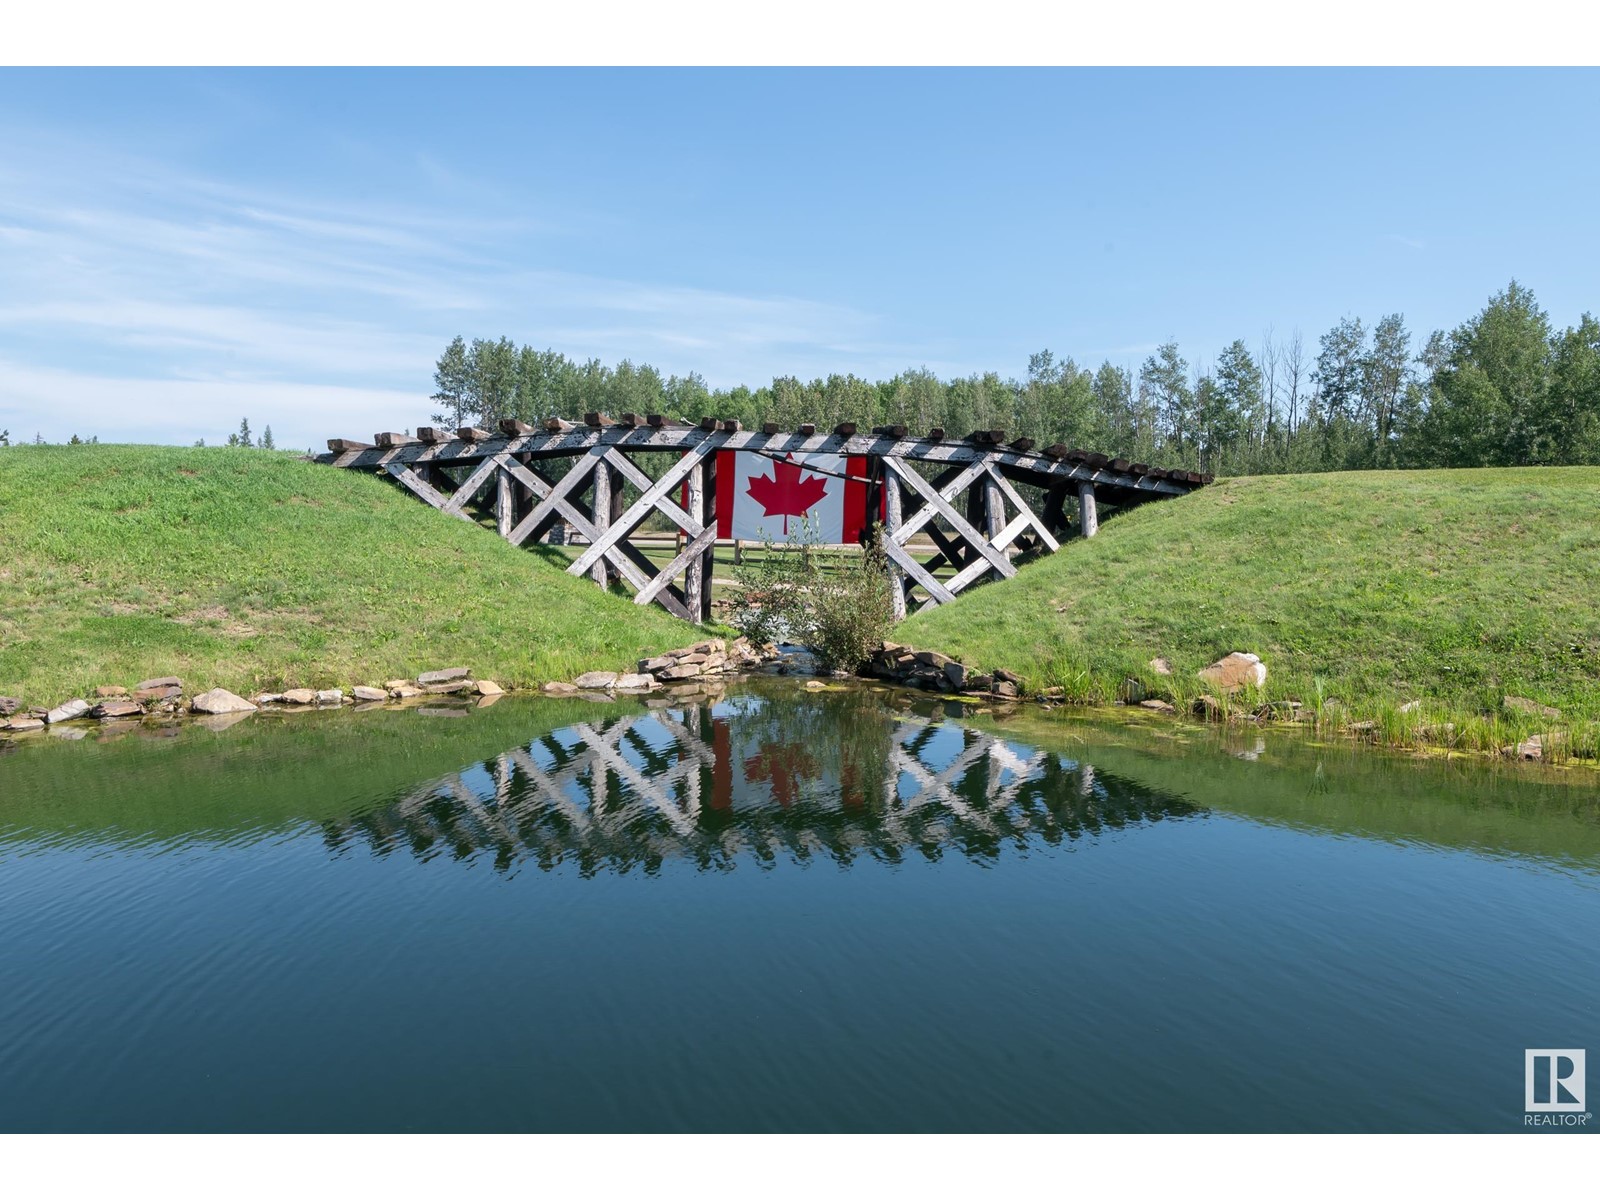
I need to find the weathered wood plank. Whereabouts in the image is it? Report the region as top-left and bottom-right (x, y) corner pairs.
(635, 527), (716, 609)
(881, 538), (957, 606)
(986, 464), (1060, 553)
(567, 441), (717, 579)
(883, 471), (907, 620)
(385, 462), (471, 521)
(1078, 481), (1099, 538)
(374, 431), (418, 447)
(506, 450), (603, 547)
(883, 457), (1015, 580)
(327, 438), (373, 452)
(683, 459), (706, 620)
(441, 453), (508, 515)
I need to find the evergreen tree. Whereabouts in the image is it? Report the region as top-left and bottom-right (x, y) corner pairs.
(431, 335), (471, 428)
(261, 425), (275, 450)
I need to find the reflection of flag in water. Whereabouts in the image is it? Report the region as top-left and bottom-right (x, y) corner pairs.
(716, 450), (869, 544)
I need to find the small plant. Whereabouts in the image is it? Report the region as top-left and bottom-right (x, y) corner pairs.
(728, 523), (895, 674)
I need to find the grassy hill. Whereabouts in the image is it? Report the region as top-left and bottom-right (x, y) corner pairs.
(903, 468), (1600, 757)
(0, 444), (692, 704)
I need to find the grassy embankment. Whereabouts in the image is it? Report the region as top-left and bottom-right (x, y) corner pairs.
(0, 444), (693, 704)
(903, 468), (1600, 761)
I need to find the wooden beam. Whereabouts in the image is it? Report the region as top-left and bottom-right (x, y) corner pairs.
(883, 457), (1016, 581)
(567, 441), (717, 580)
(456, 426), (492, 442)
(591, 460), (612, 588)
(1078, 481), (1099, 538)
(327, 438), (373, 453)
(883, 469), (907, 620)
(385, 462), (471, 521)
(638, 526), (715, 610)
(496, 461), (513, 538)
(544, 417), (575, 433)
(374, 431), (418, 447)
(499, 419), (536, 436)
(506, 449), (602, 547)
(441, 452), (508, 515)
(986, 464), (1059, 553)
(416, 427), (453, 443)
(882, 538), (957, 606)
(584, 412), (615, 428)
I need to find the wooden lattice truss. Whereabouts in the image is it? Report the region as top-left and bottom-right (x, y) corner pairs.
(317, 417), (1208, 622)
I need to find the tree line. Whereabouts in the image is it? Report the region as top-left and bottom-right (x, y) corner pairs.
(429, 280), (1600, 475)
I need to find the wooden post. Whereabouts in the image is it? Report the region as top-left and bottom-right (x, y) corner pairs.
(883, 462), (907, 620)
(983, 470), (1006, 560)
(1078, 481), (1099, 539)
(495, 462), (513, 538)
(700, 450), (718, 621)
(685, 459), (706, 622)
(592, 463), (612, 587)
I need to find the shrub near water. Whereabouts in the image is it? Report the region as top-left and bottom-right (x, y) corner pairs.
(0, 444), (692, 702)
(729, 531), (895, 673)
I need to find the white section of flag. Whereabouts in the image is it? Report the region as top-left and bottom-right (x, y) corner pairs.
(729, 452), (846, 544)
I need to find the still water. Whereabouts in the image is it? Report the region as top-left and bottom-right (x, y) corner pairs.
(1, 681), (1595, 1132)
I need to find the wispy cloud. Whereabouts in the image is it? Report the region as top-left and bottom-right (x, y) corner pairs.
(1387, 233), (1426, 251)
(0, 128), (900, 449)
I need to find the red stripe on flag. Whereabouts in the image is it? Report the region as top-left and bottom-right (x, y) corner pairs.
(842, 454), (868, 545)
(716, 449), (735, 539)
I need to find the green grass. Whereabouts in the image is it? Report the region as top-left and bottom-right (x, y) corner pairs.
(902, 468), (1600, 760)
(0, 444), (695, 703)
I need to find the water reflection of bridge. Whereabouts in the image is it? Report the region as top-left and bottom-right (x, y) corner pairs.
(322, 695), (1201, 874)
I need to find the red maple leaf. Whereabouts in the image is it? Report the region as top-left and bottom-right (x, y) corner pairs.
(745, 455), (830, 535)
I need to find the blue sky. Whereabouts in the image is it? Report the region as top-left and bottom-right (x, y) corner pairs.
(2, 68), (1597, 450)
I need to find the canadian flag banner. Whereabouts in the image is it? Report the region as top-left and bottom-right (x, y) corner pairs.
(715, 450), (870, 545)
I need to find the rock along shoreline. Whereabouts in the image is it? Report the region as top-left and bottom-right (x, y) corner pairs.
(0, 637), (1581, 766)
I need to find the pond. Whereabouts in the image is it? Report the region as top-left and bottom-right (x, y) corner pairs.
(0, 681), (1596, 1133)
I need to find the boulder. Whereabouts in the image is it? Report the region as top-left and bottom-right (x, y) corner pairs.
(573, 670), (619, 690)
(383, 680), (411, 691)
(91, 699), (144, 719)
(0, 696), (19, 717)
(613, 674), (654, 691)
(1149, 657), (1173, 676)
(389, 684), (423, 699)
(422, 679), (474, 694)
(914, 650), (953, 668)
(46, 698), (91, 724)
(1194, 694), (1225, 720)
(943, 662), (968, 688)
(993, 680), (1020, 699)
(191, 688), (257, 715)
(252, 693), (286, 705)
(134, 685), (182, 702)
(541, 681), (580, 696)
(94, 685), (128, 698)
(135, 676), (183, 692)
(475, 680), (504, 696)
(658, 663), (703, 681)
(1197, 652), (1267, 693)
(417, 667), (470, 685)
(993, 668), (1022, 685)
(1139, 698), (1178, 715)
(638, 655), (676, 673)
(352, 686), (388, 702)
(3, 716), (44, 732)
(282, 688), (318, 705)
(314, 689), (344, 705)
(1506, 733), (1561, 761)
(1503, 695), (1560, 720)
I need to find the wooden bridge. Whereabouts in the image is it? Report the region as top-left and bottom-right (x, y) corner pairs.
(316, 416), (1209, 623)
